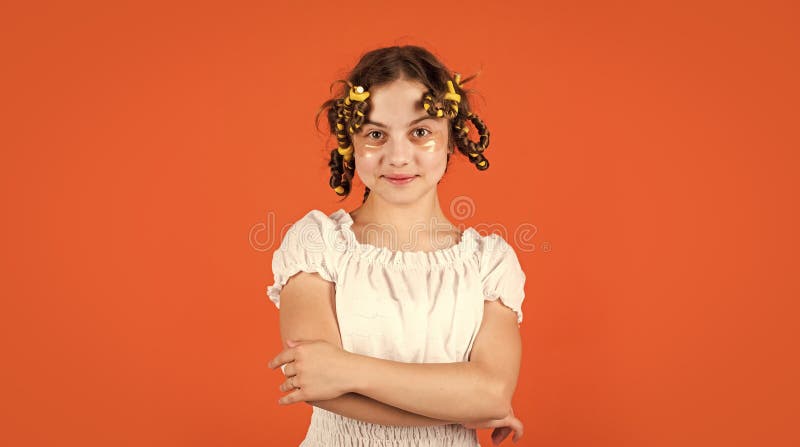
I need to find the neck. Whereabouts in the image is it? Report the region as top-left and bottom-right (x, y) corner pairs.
(349, 190), (456, 243)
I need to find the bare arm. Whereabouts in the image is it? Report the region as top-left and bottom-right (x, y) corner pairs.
(469, 299), (522, 412)
(308, 393), (458, 427)
(276, 272), (461, 426)
(275, 272), (515, 424)
(336, 299), (522, 423)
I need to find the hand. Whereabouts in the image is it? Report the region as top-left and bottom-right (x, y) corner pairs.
(267, 339), (354, 406)
(461, 406), (523, 445)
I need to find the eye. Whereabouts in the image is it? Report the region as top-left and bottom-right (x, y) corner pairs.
(366, 130), (384, 140)
(413, 128), (432, 138)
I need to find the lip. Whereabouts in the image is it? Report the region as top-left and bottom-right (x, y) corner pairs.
(383, 175), (417, 185)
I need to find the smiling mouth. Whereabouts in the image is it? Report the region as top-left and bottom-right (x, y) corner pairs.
(383, 175), (418, 184)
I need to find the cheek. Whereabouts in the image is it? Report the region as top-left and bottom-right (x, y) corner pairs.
(419, 138), (438, 153)
(354, 137), (381, 159)
(417, 149), (449, 175)
(354, 154), (379, 179)
(421, 130), (450, 153)
(420, 132), (449, 161)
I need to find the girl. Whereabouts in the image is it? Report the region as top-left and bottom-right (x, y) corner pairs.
(267, 45), (526, 446)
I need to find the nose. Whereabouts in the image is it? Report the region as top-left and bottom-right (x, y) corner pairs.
(385, 137), (413, 167)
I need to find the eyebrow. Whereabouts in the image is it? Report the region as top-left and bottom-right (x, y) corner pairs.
(363, 115), (435, 129)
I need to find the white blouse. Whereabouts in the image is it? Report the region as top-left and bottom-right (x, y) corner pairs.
(267, 208), (527, 447)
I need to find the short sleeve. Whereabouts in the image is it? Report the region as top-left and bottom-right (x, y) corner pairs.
(266, 210), (340, 309)
(479, 235), (527, 325)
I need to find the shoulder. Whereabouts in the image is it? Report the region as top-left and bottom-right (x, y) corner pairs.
(287, 209), (338, 233)
(267, 209), (344, 308)
(476, 232), (519, 264)
(271, 208), (350, 267)
(475, 231), (527, 325)
(279, 209), (341, 251)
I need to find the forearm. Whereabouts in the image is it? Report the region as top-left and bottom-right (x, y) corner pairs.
(308, 393), (459, 427)
(346, 353), (507, 423)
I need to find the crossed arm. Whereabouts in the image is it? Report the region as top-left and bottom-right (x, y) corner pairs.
(274, 271), (522, 425)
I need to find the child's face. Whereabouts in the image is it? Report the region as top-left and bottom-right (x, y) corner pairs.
(351, 78), (451, 204)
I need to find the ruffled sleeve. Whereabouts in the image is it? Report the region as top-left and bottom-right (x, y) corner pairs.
(266, 209), (341, 309)
(479, 234), (527, 325)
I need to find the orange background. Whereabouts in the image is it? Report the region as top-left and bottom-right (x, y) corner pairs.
(2, 1), (798, 446)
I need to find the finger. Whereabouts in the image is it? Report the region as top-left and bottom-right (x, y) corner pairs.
(282, 361), (297, 377)
(511, 418), (524, 442)
(278, 388), (303, 406)
(268, 349), (295, 370)
(279, 378), (298, 393)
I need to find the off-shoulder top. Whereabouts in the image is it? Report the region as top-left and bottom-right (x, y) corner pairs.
(266, 208), (527, 446)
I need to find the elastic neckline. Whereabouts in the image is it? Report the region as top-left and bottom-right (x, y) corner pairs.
(330, 208), (479, 266)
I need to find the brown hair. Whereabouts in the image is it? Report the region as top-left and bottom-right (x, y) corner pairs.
(315, 45), (491, 203)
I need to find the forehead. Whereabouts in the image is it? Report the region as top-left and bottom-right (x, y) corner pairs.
(367, 79), (428, 118)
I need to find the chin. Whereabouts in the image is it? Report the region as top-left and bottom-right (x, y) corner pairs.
(371, 185), (435, 203)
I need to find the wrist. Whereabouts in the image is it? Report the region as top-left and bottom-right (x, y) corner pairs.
(343, 350), (365, 394)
